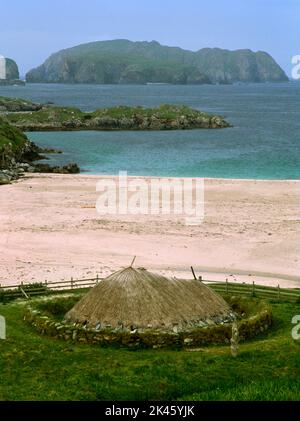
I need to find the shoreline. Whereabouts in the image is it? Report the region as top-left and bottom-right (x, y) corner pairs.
(0, 173), (299, 288)
(26, 172), (300, 183)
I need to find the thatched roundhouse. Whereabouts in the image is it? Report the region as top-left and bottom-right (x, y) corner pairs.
(65, 267), (235, 332)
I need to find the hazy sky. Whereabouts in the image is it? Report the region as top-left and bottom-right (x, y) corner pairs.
(0, 0), (299, 76)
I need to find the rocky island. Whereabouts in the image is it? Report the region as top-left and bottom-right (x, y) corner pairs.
(0, 58), (25, 86)
(0, 95), (230, 183)
(1, 97), (230, 131)
(26, 39), (288, 85)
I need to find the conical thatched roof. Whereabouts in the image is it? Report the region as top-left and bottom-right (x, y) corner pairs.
(65, 267), (235, 331)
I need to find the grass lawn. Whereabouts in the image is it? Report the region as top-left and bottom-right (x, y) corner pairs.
(0, 295), (300, 401)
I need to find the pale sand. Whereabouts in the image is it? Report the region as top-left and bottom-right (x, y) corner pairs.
(0, 173), (299, 288)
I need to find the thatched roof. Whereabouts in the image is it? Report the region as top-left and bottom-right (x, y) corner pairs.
(65, 267), (235, 331)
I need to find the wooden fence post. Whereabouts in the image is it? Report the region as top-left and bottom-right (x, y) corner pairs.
(71, 277), (74, 290)
(191, 266), (197, 280)
(277, 284), (281, 301)
(20, 287), (29, 300)
(96, 274), (99, 284)
(226, 279), (228, 294)
(252, 281), (255, 296)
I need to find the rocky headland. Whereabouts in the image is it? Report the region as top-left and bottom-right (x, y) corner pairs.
(0, 117), (79, 185)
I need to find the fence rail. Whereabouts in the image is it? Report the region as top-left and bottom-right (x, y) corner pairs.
(0, 276), (100, 300)
(209, 279), (300, 302)
(1, 276), (300, 302)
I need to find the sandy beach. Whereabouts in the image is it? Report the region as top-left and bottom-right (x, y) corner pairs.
(0, 173), (299, 288)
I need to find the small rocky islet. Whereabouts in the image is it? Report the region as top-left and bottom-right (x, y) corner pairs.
(0, 96), (230, 131)
(0, 95), (230, 184)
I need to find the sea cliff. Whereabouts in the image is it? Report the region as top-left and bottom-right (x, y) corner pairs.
(26, 40), (288, 85)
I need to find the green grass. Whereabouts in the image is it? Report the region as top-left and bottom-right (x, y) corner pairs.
(0, 96), (34, 108)
(0, 293), (300, 401)
(0, 118), (28, 167)
(4, 106), (83, 125)
(1, 95), (228, 131)
(0, 119), (27, 150)
(92, 104), (210, 120)
(4, 103), (214, 129)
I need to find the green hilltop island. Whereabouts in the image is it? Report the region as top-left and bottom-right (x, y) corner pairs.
(26, 39), (288, 85)
(0, 56), (25, 86)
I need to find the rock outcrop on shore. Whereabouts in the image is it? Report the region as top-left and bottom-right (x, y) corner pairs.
(0, 97), (42, 112)
(0, 118), (35, 184)
(26, 40), (288, 85)
(33, 162), (80, 174)
(0, 117), (80, 184)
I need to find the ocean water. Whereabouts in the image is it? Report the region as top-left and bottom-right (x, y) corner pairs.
(1, 82), (300, 179)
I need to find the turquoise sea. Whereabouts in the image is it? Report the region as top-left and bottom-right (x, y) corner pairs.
(1, 82), (300, 179)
